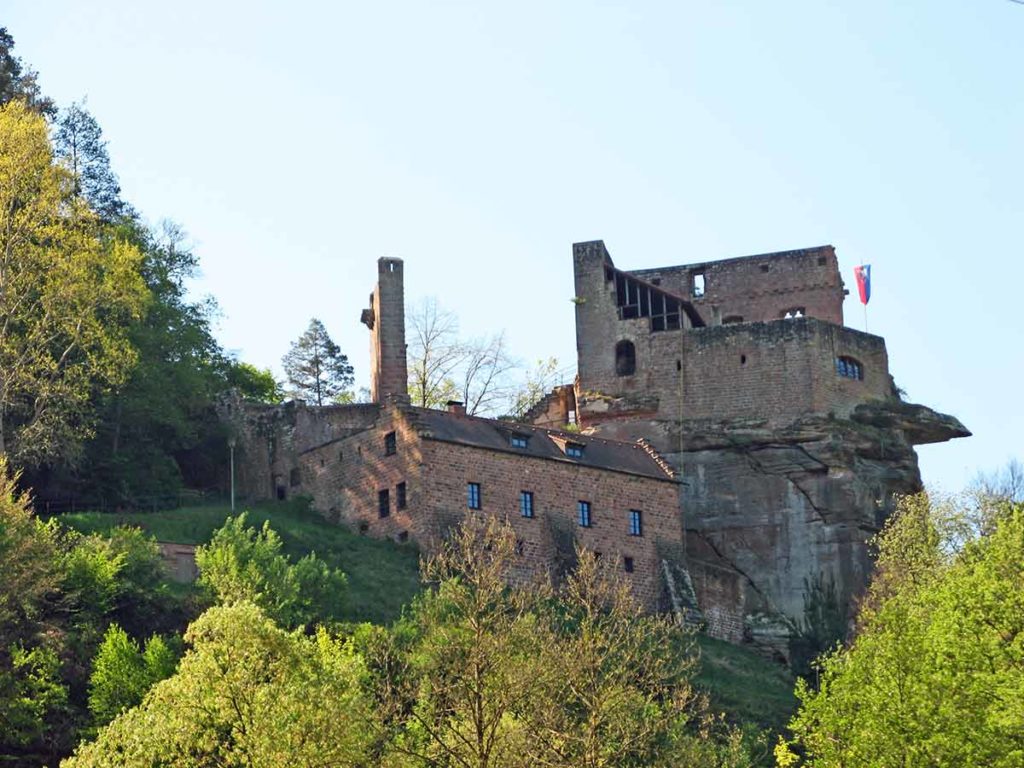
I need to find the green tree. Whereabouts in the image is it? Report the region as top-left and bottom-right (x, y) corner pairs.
(779, 494), (1024, 767)
(60, 526), (174, 642)
(0, 644), (68, 752)
(0, 27), (55, 115)
(382, 517), (546, 767)
(88, 624), (178, 727)
(53, 101), (125, 220)
(226, 361), (283, 404)
(528, 551), (746, 768)
(68, 221), (269, 504)
(65, 603), (373, 767)
(0, 100), (146, 467)
(373, 517), (751, 768)
(0, 458), (60, 649)
(195, 513), (347, 627)
(282, 318), (354, 406)
(506, 356), (562, 420)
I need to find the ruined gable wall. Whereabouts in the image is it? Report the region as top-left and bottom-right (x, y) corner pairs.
(220, 397), (380, 502)
(301, 404), (424, 542)
(629, 246), (845, 325)
(416, 439), (682, 611)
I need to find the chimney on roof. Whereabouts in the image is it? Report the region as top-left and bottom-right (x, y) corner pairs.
(362, 258), (409, 404)
(446, 400), (466, 416)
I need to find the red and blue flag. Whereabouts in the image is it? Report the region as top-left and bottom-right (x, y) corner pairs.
(854, 265), (871, 305)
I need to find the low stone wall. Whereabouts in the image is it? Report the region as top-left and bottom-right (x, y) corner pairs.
(158, 542), (198, 583)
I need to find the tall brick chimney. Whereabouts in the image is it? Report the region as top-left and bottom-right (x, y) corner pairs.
(361, 258), (409, 404)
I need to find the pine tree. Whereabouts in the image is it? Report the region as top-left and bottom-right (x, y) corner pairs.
(53, 101), (124, 220)
(281, 318), (354, 406)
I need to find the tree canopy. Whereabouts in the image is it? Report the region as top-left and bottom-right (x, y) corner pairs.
(281, 318), (354, 405)
(778, 494), (1024, 767)
(0, 100), (147, 467)
(53, 101), (125, 221)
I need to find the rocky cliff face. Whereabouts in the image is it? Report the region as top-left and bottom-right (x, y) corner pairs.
(585, 398), (969, 650)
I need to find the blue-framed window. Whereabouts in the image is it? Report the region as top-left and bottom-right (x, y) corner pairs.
(510, 435), (529, 449)
(520, 491), (534, 518)
(467, 482), (481, 510)
(836, 356), (863, 380)
(577, 500), (592, 528)
(629, 510), (643, 536)
(566, 443), (584, 458)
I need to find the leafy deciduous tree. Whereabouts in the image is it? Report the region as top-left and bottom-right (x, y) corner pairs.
(88, 624), (178, 727)
(195, 513), (347, 628)
(0, 100), (146, 467)
(778, 494), (1024, 767)
(65, 603), (373, 767)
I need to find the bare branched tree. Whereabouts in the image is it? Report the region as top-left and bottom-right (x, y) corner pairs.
(972, 458), (1024, 504)
(460, 332), (517, 416)
(505, 357), (563, 421)
(407, 298), (464, 409)
(407, 299), (522, 416)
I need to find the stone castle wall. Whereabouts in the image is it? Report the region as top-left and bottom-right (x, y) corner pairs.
(628, 244), (845, 325)
(298, 403), (681, 611)
(568, 238), (967, 643)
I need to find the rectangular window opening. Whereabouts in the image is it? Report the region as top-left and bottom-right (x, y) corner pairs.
(384, 431), (397, 456)
(623, 556), (634, 573)
(692, 273), (706, 298)
(467, 482), (482, 510)
(378, 489), (390, 518)
(396, 482), (407, 510)
(566, 443), (584, 459)
(577, 500), (592, 528)
(520, 490), (534, 518)
(629, 510), (643, 537)
(510, 435), (529, 449)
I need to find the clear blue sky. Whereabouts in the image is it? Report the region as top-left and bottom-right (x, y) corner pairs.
(7, 1), (1022, 491)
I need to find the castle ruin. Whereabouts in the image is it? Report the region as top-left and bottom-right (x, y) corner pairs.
(222, 242), (969, 654)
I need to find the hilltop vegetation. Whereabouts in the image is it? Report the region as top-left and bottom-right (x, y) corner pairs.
(61, 499), (422, 626)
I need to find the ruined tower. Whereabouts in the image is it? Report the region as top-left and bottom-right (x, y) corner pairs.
(565, 240), (969, 649)
(362, 257), (408, 403)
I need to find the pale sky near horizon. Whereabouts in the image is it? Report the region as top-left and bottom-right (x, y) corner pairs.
(6, 1), (1022, 492)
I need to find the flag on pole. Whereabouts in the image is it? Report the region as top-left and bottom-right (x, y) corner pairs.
(854, 264), (871, 305)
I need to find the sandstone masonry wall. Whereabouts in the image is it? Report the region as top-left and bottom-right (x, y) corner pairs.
(416, 437), (681, 610)
(628, 245), (845, 325)
(301, 404), (425, 542)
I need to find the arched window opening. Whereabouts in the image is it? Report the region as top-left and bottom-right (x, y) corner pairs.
(615, 340), (636, 376)
(722, 315), (744, 325)
(836, 356), (864, 380)
(782, 307), (806, 319)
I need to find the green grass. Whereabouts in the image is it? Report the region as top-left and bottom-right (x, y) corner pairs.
(59, 499), (423, 626)
(694, 634), (797, 733)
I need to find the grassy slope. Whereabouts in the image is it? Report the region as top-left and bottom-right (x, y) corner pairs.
(695, 635), (797, 733)
(60, 501), (797, 732)
(59, 499), (422, 626)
